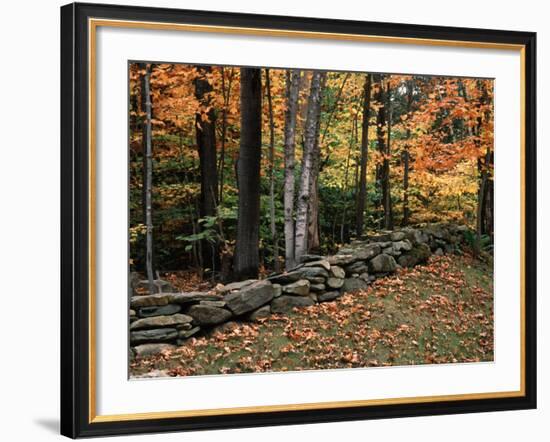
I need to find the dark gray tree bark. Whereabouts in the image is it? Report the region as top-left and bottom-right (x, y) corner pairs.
(218, 67), (235, 204)
(234, 68), (262, 280)
(194, 66), (219, 273)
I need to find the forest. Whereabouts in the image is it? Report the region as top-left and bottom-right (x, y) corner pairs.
(129, 63), (494, 288)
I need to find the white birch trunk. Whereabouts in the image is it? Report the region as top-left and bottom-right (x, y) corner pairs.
(283, 70), (301, 270)
(294, 71), (325, 263)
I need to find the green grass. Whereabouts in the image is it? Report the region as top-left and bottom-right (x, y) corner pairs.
(130, 253), (493, 378)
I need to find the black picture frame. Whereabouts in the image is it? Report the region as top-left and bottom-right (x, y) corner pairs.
(61, 2), (537, 438)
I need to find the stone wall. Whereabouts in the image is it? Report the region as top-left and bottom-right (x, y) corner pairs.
(129, 223), (469, 358)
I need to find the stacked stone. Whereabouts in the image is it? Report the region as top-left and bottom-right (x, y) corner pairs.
(129, 223), (467, 358)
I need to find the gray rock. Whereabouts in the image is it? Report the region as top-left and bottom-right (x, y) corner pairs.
(425, 225), (450, 241)
(283, 279), (310, 296)
(266, 271), (299, 285)
(309, 283), (326, 292)
(199, 300), (227, 308)
(343, 277), (370, 292)
(344, 261), (369, 275)
(398, 243), (431, 267)
(306, 276), (327, 284)
(272, 283), (283, 298)
(330, 265), (345, 279)
(366, 233), (392, 242)
(284, 263), (305, 273)
(412, 230), (430, 245)
(318, 291), (343, 302)
(130, 313), (193, 330)
(138, 304), (181, 318)
(390, 231), (406, 241)
(308, 293), (318, 303)
(382, 246), (402, 257)
(351, 244), (382, 261)
(434, 238), (447, 248)
(218, 279), (256, 294)
(268, 266), (329, 285)
(130, 328), (178, 345)
(359, 272), (370, 282)
(178, 326), (201, 340)
(172, 292), (222, 305)
(224, 280), (275, 315)
(337, 247), (355, 255)
(369, 241), (392, 248)
(176, 322), (193, 331)
(434, 247), (444, 256)
(326, 277), (344, 289)
(271, 295), (314, 313)
(129, 309), (136, 317)
(299, 254), (324, 263)
(303, 259), (331, 271)
(369, 253), (397, 273)
(187, 305), (232, 325)
(327, 254), (355, 266)
(134, 343), (176, 357)
(130, 293), (174, 309)
(393, 239), (413, 252)
(247, 305), (271, 321)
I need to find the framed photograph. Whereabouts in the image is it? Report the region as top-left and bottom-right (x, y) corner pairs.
(60, 2), (536, 438)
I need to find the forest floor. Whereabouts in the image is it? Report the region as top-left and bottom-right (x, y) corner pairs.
(130, 253), (493, 378)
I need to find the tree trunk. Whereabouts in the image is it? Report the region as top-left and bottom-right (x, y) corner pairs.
(402, 149), (410, 225)
(341, 112), (357, 243)
(283, 70), (301, 270)
(294, 71), (325, 262)
(140, 63), (155, 293)
(355, 74), (371, 237)
(375, 76), (386, 228)
(234, 68), (262, 280)
(381, 79), (393, 229)
(218, 67), (234, 204)
(194, 66), (219, 272)
(402, 80), (413, 226)
(307, 74), (325, 253)
(265, 69), (280, 272)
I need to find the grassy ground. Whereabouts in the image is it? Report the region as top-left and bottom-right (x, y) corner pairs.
(130, 253), (493, 378)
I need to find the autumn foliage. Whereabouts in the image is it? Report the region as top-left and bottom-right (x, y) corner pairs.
(129, 63), (493, 281)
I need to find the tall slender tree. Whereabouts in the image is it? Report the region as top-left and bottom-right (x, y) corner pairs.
(355, 74), (372, 237)
(194, 65), (219, 270)
(307, 74), (326, 253)
(218, 67), (235, 204)
(283, 70), (301, 270)
(402, 80), (414, 226)
(375, 76), (393, 229)
(265, 69), (280, 272)
(295, 71), (325, 262)
(234, 68), (262, 280)
(140, 63), (155, 293)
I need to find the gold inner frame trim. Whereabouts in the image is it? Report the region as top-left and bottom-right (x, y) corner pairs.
(88, 18), (527, 424)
